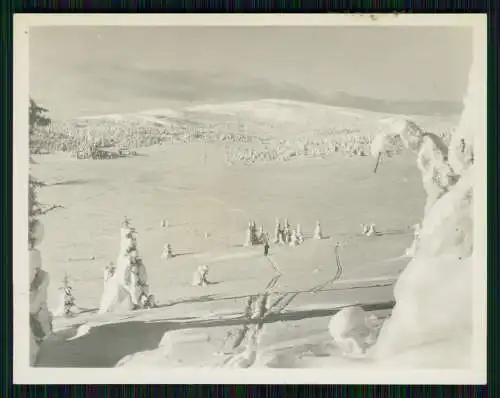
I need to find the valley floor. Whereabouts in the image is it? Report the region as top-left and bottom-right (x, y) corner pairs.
(33, 141), (425, 368)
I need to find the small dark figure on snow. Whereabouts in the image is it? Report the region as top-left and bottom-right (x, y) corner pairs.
(264, 241), (270, 256)
(262, 233), (270, 256)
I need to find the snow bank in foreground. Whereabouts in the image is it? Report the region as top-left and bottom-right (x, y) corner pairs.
(328, 306), (380, 357)
(367, 35), (482, 368)
(29, 221), (53, 366)
(371, 172), (473, 364)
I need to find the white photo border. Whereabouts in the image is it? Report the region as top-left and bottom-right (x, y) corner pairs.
(13, 13), (487, 385)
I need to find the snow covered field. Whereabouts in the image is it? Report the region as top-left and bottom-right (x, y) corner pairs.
(31, 104), (429, 367)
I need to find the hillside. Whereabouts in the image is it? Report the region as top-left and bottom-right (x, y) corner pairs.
(61, 99), (459, 138)
(33, 99), (459, 165)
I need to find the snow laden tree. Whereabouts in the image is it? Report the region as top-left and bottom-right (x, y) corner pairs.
(54, 273), (77, 317)
(28, 99), (53, 366)
(328, 41), (480, 363)
(29, 98), (50, 156)
(98, 218), (156, 313)
(313, 220), (323, 240)
(28, 99), (49, 246)
(362, 39), (481, 367)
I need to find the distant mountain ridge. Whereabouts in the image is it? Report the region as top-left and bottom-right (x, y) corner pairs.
(49, 99), (458, 148)
(48, 67), (463, 122)
(69, 91), (462, 124)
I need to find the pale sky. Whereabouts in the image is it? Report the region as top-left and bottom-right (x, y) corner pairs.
(29, 26), (473, 119)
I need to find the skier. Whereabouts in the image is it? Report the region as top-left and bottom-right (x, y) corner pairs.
(263, 234), (270, 256)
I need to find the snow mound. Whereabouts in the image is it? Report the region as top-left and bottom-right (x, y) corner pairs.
(29, 224), (53, 366)
(366, 35), (483, 368)
(328, 306), (380, 357)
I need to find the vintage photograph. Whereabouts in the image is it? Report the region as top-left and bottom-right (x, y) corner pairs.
(16, 14), (486, 383)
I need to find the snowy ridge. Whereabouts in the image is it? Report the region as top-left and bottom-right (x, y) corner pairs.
(57, 98), (457, 141)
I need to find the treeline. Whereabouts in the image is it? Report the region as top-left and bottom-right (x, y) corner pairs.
(30, 118), (260, 157)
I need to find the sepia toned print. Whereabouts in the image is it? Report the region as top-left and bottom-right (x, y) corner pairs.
(14, 14), (487, 384)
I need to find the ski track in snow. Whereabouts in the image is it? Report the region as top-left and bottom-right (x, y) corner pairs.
(33, 102), (431, 368)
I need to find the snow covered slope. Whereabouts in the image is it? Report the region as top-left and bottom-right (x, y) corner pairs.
(369, 29), (484, 370)
(53, 99), (458, 142)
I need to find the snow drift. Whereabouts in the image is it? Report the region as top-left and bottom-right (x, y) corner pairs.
(366, 34), (483, 368)
(29, 220), (53, 366)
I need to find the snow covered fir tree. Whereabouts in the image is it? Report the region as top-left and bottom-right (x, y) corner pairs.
(98, 217), (156, 314)
(29, 98), (51, 156)
(243, 220), (260, 247)
(28, 99), (53, 366)
(54, 273), (77, 317)
(160, 243), (174, 259)
(296, 223), (304, 243)
(329, 43), (480, 362)
(359, 37), (481, 367)
(192, 264), (210, 286)
(313, 220), (323, 240)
